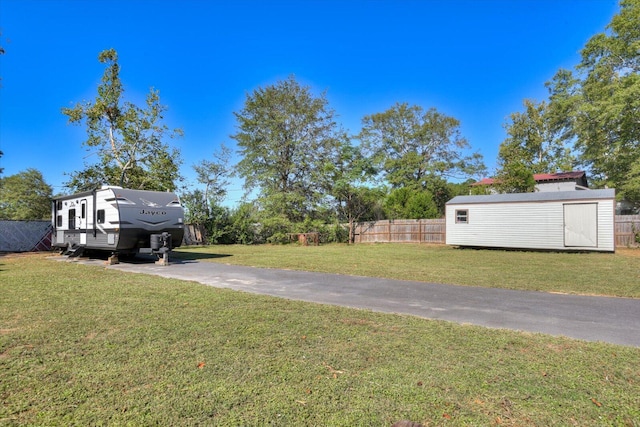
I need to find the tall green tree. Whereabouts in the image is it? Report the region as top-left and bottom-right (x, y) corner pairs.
(193, 144), (231, 212)
(181, 189), (210, 226)
(493, 159), (537, 194)
(497, 0), (639, 203)
(229, 202), (261, 245)
(62, 49), (183, 192)
(500, 100), (576, 173)
(232, 76), (343, 222)
(623, 160), (640, 205)
(183, 145), (232, 244)
(359, 102), (486, 190)
(544, 68), (581, 146)
(0, 169), (52, 220)
(495, 98), (576, 193)
(384, 187), (438, 219)
(573, 0), (640, 204)
(324, 141), (380, 243)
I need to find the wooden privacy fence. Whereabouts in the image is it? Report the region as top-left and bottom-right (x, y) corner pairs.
(615, 215), (640, 248)
(353, 216), (640, 247)
(354, 219), (446, 244)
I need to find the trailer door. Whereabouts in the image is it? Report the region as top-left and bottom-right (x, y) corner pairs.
(564, 203), (597, 247)
(79, 199), (87, 245)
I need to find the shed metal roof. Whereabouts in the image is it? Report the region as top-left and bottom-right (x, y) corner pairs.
(446, 189), (615, 205)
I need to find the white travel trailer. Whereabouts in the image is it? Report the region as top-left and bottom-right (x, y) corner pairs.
(445, 189), (616, 252)
(52, 186), (184, 261)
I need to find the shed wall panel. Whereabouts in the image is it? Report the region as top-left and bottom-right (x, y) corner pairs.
(446, 196), (615, 251)
(597, 201), (616, 250)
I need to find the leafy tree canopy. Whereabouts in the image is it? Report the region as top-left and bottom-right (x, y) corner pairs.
(497, 0), (639, 206)
(192, 144), (231, 210)
(232, 75), (345, 222)
(384, 187), (438, 220)
(324, 141), (381, 242)
(574, 0), (640, 203)
(62, 49), (183, 192)
(495, 98), (575, 193)
(359, 102), (486, 190)
(498, 99), (576, 174)
(181, 189), (209, 226)
(494, 161), (537, 194)
(0, 169), (52, 220)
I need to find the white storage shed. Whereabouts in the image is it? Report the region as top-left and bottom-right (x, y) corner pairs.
(445, 189), (616, 252)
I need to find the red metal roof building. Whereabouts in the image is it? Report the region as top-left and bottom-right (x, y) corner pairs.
(472, 171), (588, 192)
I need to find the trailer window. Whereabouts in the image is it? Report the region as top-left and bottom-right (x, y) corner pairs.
(81, 204), (86, 219)
(97, 209), (105, 224)
(455, 209), (468, 224)
(69, 209), (76, 229)
(56, 201), (63, 210)
(57, 215), (63, 227)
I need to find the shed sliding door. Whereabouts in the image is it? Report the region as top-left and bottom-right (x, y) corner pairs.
(563, 203), (597, 247)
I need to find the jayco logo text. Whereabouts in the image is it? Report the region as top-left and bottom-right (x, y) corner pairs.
(140, 209), (167, 216)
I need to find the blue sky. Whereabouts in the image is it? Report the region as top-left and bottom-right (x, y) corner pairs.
(0, 0), (619, 205)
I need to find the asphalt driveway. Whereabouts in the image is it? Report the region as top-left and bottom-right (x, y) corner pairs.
(71, 256), (640, 347)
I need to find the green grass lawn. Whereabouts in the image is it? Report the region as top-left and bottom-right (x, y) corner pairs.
(175, 244), (640, 298)
(1, 252), (639, 426)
